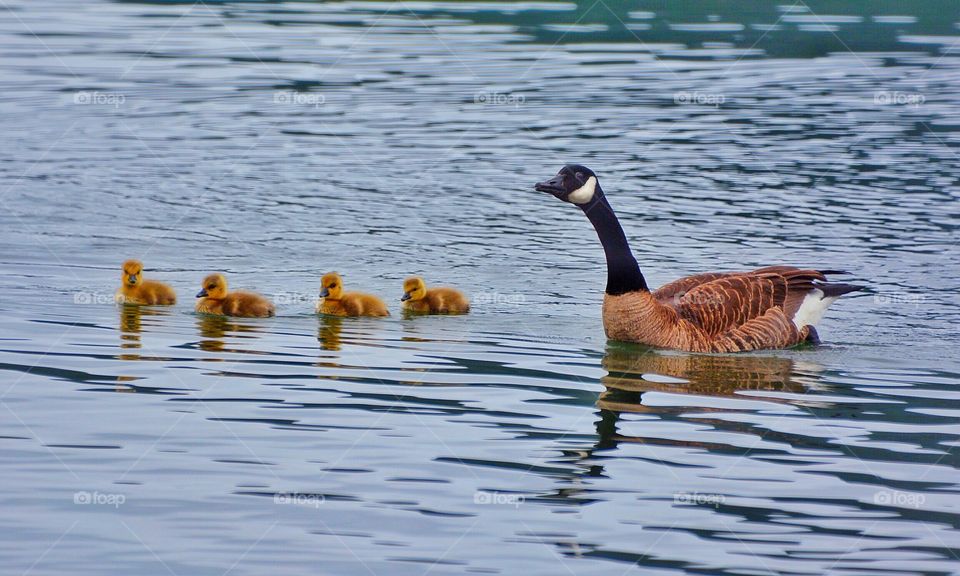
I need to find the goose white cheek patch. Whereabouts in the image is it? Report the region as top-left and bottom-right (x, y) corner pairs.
(568, 176), (597, 204)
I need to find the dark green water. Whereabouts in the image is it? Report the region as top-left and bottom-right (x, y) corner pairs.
(1, 1), (959, 574)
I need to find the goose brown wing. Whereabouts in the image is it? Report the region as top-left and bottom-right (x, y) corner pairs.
(676, 274), (788, 336)
(653, 272), (738, 304)
(708, 307), (803, 352)
(675, 267), (830, 336)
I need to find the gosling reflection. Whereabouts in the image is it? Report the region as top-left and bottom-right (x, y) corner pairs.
(115, 374), (138, 393)
(118, 304), (170, 360)
(398, 315), (431, 343)
(318, 315), (344, 351)
(119, 304), (143, 351)
(196, 314), (263, 354)
(317, 315), (396, 355)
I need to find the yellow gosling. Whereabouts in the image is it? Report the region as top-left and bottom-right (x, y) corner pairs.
(401, 276), (470, 314)
(316, 272), (389, 317)
(114, 259), (176, 305)
(195, 273), (274, 318)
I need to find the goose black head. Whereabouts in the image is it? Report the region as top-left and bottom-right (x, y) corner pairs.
(535, 165), (599, 205)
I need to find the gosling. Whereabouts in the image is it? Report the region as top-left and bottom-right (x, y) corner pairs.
(115, 259), (176, 305)
(316, 272), (389, 317)
(401, 276), (470, 314)
(195, 273), (275, 318)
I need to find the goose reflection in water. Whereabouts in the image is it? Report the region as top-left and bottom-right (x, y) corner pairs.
(595, 343), (822, 445)
(537, 345), (834, 562)
(600, 342), (809, 396)
(196, 314), (264, 354)
(550, 344), (826, 485)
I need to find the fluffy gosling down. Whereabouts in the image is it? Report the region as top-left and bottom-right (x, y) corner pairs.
(316, 272), (389, 317)
(115, 259), (177, 305)
(195, 273), (275, 318)
(401, 277), (470, 314)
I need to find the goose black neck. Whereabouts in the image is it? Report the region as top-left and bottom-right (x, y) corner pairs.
(580, 190), (648, 295)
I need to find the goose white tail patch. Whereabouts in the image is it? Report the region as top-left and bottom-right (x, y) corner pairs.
(792, 289), (839, 330)
(568, 176), (597, 204)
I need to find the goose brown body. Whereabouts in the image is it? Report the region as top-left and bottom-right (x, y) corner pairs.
(604, 267), (834, 352)
(115, 259), (176, 305)
(536, 165), (863, 353)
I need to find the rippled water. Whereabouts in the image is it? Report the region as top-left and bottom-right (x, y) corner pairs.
(2, 1), (959, 574)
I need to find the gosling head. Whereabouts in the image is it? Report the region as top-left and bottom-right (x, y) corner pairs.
(197, 273), (228, 300)
(320, 272), (343, 300)
(121, 259), (144, 287)
(535, 165), (600, 205)
(401, 276), (427, 302)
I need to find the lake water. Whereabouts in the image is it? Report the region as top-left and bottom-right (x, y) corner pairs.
(2, 1), (959, 574)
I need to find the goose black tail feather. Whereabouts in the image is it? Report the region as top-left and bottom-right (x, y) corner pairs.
(818, 282), (865, 299)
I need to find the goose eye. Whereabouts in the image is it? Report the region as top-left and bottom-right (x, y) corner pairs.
(575, 172), (584, 181)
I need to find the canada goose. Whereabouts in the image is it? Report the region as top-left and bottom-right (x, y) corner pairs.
(114, 259), (176, 305)
(535, 165), (863, 352)
(401, 276), (470, 314)
(316, 272), (389, 317)
(195, 273), (275, 318)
